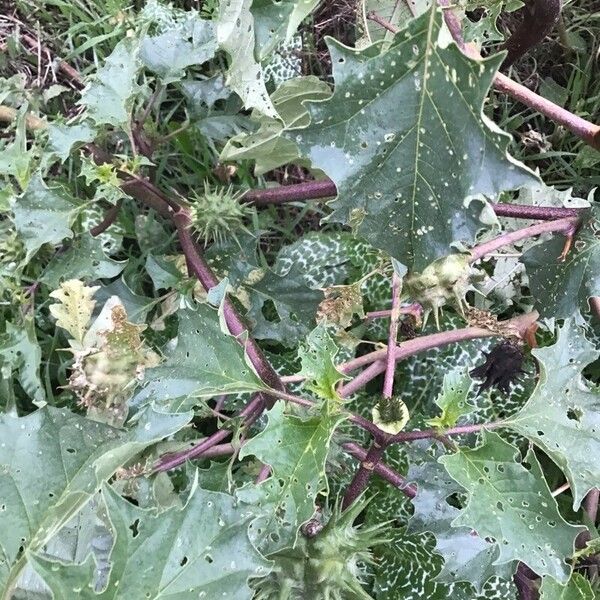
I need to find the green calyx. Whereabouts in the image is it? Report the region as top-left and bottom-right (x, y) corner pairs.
(404, 254), (472, 328)
(187, 181), (250, 244)
(253, 497), (388, 600)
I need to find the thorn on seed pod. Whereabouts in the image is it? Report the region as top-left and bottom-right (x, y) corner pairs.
(470, 341), (525, 395)
(404, 254), (472, 329)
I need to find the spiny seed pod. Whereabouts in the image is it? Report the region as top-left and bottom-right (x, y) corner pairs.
(372, 396), (410, 435)
(253, 497), (388, 600)
(404, 254), (472, 328)
(188, 181), (250, 244)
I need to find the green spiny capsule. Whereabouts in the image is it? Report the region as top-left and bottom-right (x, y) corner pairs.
(252, 496), (388, 600)
(372, 396), (410, 435)
(188, 181), (250, 244)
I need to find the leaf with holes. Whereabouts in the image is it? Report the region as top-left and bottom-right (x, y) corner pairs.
(12, 174), (78, 263)
(407, 444), (515, 591)
(298, 324), (347, 401)
(426, 368), (475, 429)
(30, 481), (269, 599)
(539, 572), (596, 600)
(252, 0), (320, 59)
(134, 304), (267, 411)
(522, 207), (600, 319)
(440, 431), (584, 583)
(79, 38), (142, 127)
(506, 320), (600, 510)
(41, 233), (127, 289)
(238, 401), (344, 554)
(216, 0), (278, 118)
(293, 6), (535, 269)
(0, 406), (191, 595)
(140, 15), (217, 83)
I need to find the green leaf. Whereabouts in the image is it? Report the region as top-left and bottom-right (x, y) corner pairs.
(252, 0), (320, 59)
(134, 304), (267, 411)
(522, 207), (600, 319)
(79, 38), (142, 127)
(140, 16), (217, 84)
(293, 6), (535, 269)
(407, 445), (514, 591)
(238, 401), (344, 553)
(426, 368), (475, 429)
(373, 529), (517, 600)
(30, 481), (269, 599)
(145, 254), (183, 291)
(220, 75), (331, 175)
(0, 406), (191, 596)
(0, 320), (44, 405)
(41, 233), (127, 289)
(506, 321), (600, 510)
(216, 0), (278, 118)
(12, 174), (78, 262)
(46, 122), (96, 163)
(298, 324), (347, 401)
(245, 264), (323, 346)
(440, 431), (583, 583)
(0, 109), (35, 189)
(539, 573), (595, 600)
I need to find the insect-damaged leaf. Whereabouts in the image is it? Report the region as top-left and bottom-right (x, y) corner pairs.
(293, 6), (535, 269)
(30, 482), (269, 599)
(440, 431), (583, 583)
(506, 321), (600, 510)
(134, 304), (267, 411)
(0, 406), (191, 595)
(522, 207), (600, 319)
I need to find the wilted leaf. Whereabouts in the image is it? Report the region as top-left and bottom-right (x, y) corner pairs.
(221, 75), (331, 175)
(217, 0), (278, 118)
(49, 279), (99, 346)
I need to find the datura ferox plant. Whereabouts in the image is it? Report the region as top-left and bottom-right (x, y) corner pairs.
(0, 0), (599, 599)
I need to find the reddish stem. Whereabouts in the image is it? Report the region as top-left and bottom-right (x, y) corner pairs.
(342, 442), (387, 509)
(343, 442), (417, 498)
(153, 394), (263, 472)
(173, 211), (285, 395)
(590, 297), (600, 321)
(469, 216), (580, 262)
(90, 200), (122, 237)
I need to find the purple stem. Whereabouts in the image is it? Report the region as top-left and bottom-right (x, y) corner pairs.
(584, 489), (599, 525)
(255, 463), (271, 484)
(342, 442), (387, 509)
(153, 394), (263, 472)
(469, 217), (580, 262)
(90, 200), (122, 237)
(383, 273), (402, 399)
(173, 211), (284, 395)
(367, 303), (422, 320)
(590, 298), (600, 321)
(343, 442), (417, 498)
(390, 420), (504, 443)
